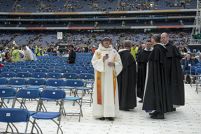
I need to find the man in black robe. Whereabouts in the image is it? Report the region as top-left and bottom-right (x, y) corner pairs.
(137, 40), (153, 103)
(161, 33), (185, 110)
(143, 34), (172, 119)
(117, 40), (137, 111)
(68, 45), (76, 64)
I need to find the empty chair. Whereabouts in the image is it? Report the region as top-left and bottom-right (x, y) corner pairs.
(16, 72), (31, 78)
(65, 80), (84, 89)
(8, 78), (26, 89)
(63, 73), (78, 79)
(0, 78), (8, 87)
(21, 68), (33, 73)
(0, 72), (16, 78)
(8, 68), (20, 73)
(0, 108), (30, 134)
(0, 68), (8, 72)
(47, 72), (63, 79)
(27, 78), (46, 89)
(46, 79), (65, 88)
(64, 80), (84, 121)
(31, 89), (65, 134)
(27, 65), (37, 69)
(13, 88), (41, 115)
(31, 72), (47, 78)
(35, 68), (47, 73)
(0, 87), (16, 108)
(79, 73), (94, 80)
(48, 69), (64, 73)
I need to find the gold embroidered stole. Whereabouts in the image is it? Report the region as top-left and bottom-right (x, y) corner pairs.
(96, 52), (116, 105)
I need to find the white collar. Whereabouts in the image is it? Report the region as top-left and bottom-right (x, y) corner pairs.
(144, 47), (153, 51)
(98, 43), (113, 51)
(118, 49), (128, 52)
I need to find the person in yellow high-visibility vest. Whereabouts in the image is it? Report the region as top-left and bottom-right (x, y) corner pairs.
(130, 44), (138, 60)
(34, 45), (39, 56)
(39, 47), (44, 56)
(11, 46), (21, 62)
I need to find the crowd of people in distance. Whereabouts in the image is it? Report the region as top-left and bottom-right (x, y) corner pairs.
(0, 0), (195, 12)
(0, 32), (190, 51)
(0, 42), (88, 64)
(91, 33), (185, 121)
(0, 42), (37, 63)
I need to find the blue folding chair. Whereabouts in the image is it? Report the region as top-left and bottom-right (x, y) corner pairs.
(78, 73), (94, 106)
(35, 68), (47, 73)
(0, 88), (16, 108)
(63, 73), (78, 79)
(64, 80), (84, 121)
(31, 72), (47, 78)
(0, 78), (8, 87)
(21, 68), (34, 73)
(31, 89), (65, 134)
(0, 108), (30, 134)
(0, 72), (16, 78)
(27, 78), (46, 89)
(8, 78), (26, 89)
(48, 69), (64, 73)
(13, 88), (41, 116)
(46, 79), (65, 89)
(16, 72), (31, 78)
(47, 73), (63, 79)
(79, 73), (94, 80)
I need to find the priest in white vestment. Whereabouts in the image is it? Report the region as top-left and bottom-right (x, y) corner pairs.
(23, 46), (37, 61)
(91, 37), (123, 121)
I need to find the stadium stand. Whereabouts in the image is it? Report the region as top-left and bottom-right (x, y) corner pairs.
(0, 0), (197, 12)
(0, 32), (191, 47)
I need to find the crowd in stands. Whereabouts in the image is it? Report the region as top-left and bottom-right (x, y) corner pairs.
(0, 32), (190, 47)
(0, 0), (196, 12)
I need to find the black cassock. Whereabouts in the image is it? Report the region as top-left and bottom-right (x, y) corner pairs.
(117, 50), (137, 110)
(142, 44), (172, 113)
(165, 43), (185, 106)
(68, 50), (76, 64)
(136, 49), (152, 99)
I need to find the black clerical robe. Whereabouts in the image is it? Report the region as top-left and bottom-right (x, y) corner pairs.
(136, 49), (152, 99)
(68, 50), (76, 64)
(165, 43), (185, 106)
(142, 44), (172, 113)
(117, 49), (137, 110)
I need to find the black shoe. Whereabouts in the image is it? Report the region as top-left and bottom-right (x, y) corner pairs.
(139, 100), (143, 103)
(149, 111), (158, 116)
(98, 117), (105, 120)
(151, 113), (165, 119)
(120, 109), (130, 111)
(172, 108), (176, 111)
(107, 117), (114, 121)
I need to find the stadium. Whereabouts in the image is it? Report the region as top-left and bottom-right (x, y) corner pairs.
(0, 0), (201, 134)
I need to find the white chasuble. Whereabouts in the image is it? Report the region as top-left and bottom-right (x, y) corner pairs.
(91, 44), (122, 118)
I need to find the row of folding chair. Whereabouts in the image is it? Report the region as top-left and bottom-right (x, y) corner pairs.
(0, 72), (94, 79)
(0, 77), (93, 87)
(0, 77), (93, 106)
(0, 89), (69, 133)
(0, 68), (94, 74)
(2, 66), (94, 71)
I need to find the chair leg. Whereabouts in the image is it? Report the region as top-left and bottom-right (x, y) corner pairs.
(52, 119), (63, 134)
(11, 123), (19, 134)
(30, 119), (36, 134)
(5, 123), (10, 133)
(30, 120), (41, 134)
(196, 82), (198, 94)
(24, 122), (29, 134)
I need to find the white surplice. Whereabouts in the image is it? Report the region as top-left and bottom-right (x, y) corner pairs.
(91, 44), (122, 118)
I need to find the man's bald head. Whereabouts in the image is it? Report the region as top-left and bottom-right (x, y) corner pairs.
(161, 32), (169, 45)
